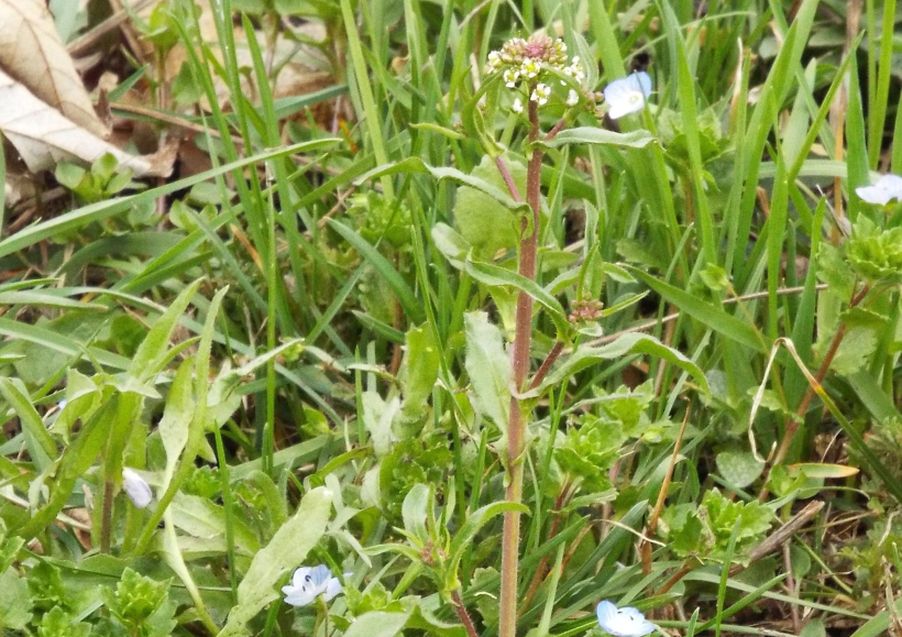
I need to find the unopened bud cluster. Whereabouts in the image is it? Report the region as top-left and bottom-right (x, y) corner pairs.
(568, 299), (604, 323)
(485, 34), (586, 111)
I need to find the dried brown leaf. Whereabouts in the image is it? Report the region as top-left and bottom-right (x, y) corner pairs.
(0, 67), (151, 175)
(0, 0), (108, 138)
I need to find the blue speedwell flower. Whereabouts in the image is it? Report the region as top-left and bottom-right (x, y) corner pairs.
(856, 173), (902, 206)
(596, 600), (657, 637)
(602, 72), (652, 119)
(282, 565), (343, 607)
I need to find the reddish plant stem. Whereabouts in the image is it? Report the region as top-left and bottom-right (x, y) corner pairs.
(529, 340), (565, 391)
(771, 285), (870, 467)
(451, 589), (480, 637)
(641, 407), (690, 575)
(545, 118), (567, 141)
(655, 560), (698, 596)
(759, 285), (870, 502)
(495, 155), (523, 201)
(499, 97), (543, 637)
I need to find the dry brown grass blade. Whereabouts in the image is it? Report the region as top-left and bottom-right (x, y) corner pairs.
(0, 0), (108, 138)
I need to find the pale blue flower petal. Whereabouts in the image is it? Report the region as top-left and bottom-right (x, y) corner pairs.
(596, 600), (657, 637)
(603, 72), (653, 119)
(856, 173), (902, 205)
(323, 577), (343, 602)
(283, 565), (344, 608)
(122, 467), (153, 509)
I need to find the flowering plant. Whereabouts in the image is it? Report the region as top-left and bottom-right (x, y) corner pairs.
(596, 600), (657, 637)
(282, 565), (344, 608)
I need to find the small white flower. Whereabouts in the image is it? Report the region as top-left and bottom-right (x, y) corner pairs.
(596, 600), (657, 637)
(855, 173), (902, 205)
(486, 50), (502, 72)
(563, 58), (586, 83)
(122, 467), (153, 509)
(531, 82), (551, 106)
(603, 71), (652, 119)
(282, 565), (343, 607)
(503, 68), (520, 88)
(521, 58), (541, 78)
(512, 97), (524, 114)
(566, 89), (580, 106)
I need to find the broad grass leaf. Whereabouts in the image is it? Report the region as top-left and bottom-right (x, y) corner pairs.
(217, 486), (333, 636)
(544, 127), (654, 149)
(169, 492), (259, 556)
(399, 326), (439, 423)
(0, 139), (339, 259)
(327, 219), (424, 324)
(0, 377), (56, 471)
(0, 568), (31, 629)
(465, 259), (570, 336)
(788, 463), (859, 479)
(401, 483), (430, 542)
(343, 610), (411, 637)
(715, 450), (765, 489)
(16, 397), (119, 539)
(159, 360), (193, 489)
(452, 155), (525, 256)
(540, 333), (709, 394)
(129, 280), (201, 383)
(629, 267), (766, 353)
(464, 312), (511, 426)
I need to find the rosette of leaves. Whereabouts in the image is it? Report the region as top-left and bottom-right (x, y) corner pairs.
(103, 568), (177, 637)
(838, 514), (902, 592)
(597, 382), (656, 437)
(555, 415), (624, 492)
(858, 416), (902, 476)
(380, 435), (453, 523)
(660, 489), (773, 562)
(656, 107), (734, 198)
(346, 192), (413, 250)
(844, 217), (902, 285)
(37, 606), (92, 637)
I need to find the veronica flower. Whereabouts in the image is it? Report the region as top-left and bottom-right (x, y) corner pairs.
(596, 600), (657, 637)
(282, 565), (343, 607)
(855, 173), (902, 206)
(603, 72), (652, 119)
(121, 467), (153, 509)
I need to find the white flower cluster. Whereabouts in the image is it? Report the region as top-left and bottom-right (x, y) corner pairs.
(562, 56), (586, 83)
(485, 35), (585, 112)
